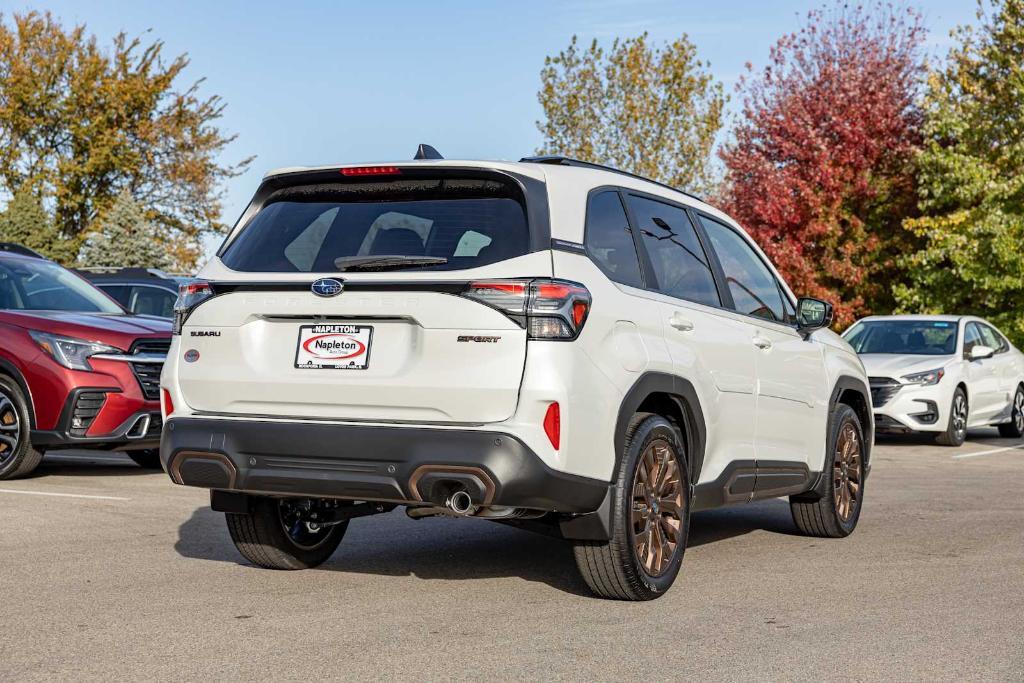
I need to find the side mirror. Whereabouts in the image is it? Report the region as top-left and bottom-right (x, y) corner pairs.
(796, 297), (833, 335)
(969, 344), (995, 361)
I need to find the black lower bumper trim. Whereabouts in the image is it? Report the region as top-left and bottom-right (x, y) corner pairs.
(873, 413), (914, 434)
(161, 417), (608, 513)
(31, 409), (162, 448)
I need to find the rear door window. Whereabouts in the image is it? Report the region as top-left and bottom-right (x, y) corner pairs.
(221, 175), (530, 273)
(584, 191), (643, 288)
(699, 216), (786, 323)
(97, 285), (131, 307)
(626, 195), (720, 307)
(130, 286), (177, 317)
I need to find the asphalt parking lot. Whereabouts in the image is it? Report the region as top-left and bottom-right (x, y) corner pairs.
(2, 433), (1022, 681)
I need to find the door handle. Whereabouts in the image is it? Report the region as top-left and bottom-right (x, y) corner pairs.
(669, 314), (694, 332)
(753, 335), (773, 350)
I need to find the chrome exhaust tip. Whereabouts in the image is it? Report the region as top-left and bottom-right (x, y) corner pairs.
(446, 489), (476, 516)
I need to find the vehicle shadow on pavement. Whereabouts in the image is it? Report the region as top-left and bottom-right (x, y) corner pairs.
(27, 456), (154, 479)
(176, 499), (801, 595)
(175, 505), (593, 595)
(876, 427), (1010, 448)
(689, 499), (799, 547)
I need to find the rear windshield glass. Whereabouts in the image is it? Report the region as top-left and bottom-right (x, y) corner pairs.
(220, 176), (530, 272)
(845, 320), (958, 355)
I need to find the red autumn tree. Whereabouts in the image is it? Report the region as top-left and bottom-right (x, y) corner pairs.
(719, 3), (925, 326)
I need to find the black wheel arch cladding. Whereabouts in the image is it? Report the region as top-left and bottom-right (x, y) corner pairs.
(829, 374), (873, 469)
(615, 372), (706, 486)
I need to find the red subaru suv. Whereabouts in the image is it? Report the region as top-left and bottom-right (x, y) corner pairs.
(0, 244), (171, 479)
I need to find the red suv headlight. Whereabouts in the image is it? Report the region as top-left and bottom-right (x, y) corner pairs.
(28, 330), (123, 371)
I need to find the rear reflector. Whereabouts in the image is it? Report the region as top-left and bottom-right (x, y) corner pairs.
(543, 402), (560, 450)
(339, 166), (402, 176)
(162, 388), (174, 418)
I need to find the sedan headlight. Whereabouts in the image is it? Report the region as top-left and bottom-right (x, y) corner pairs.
(29, 331), (123, 371)
(901, 368), (945, 386)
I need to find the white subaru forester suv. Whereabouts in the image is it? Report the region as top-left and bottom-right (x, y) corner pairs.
(160, 150), (873, 600)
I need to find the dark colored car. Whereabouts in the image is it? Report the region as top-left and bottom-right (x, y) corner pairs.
(0, 246), (172, 478)
(77, 267), (192, 319)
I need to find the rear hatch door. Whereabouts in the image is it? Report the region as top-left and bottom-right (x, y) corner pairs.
(176, 166), (550, 424)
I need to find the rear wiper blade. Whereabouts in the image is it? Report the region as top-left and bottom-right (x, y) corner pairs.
(333, 255), (448, 272)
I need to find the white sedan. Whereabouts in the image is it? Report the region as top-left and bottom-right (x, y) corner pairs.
(844, 315), (1024, 446)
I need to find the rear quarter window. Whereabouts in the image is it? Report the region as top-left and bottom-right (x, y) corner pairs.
(584, 190), (643, 288)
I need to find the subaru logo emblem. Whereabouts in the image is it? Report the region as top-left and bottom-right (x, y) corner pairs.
(311, 278), (344, 298)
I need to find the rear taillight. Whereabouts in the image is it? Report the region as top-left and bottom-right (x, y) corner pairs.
(172, 281), (214, 334)
(461, 279), (591, 340)
(162, 388), (175, 417)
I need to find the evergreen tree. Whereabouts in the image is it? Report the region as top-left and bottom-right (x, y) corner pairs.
(77, 190), (171, 269)
(0, 187), (75, 263)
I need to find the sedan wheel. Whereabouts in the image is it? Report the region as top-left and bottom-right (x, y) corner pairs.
(1015, 391), (1024, 433)
(937, 387), (969, 446)
(998, 386), (1024, 439)
(952, 393), (968, 440)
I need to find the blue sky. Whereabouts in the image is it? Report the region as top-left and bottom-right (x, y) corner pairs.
(6, 0), (979, 251)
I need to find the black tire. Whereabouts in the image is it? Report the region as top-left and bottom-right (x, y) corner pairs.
(0, 375), (45, 480)
(997, 385), (1024, 439)
(936, 386), (968, 447)
(790, 403), (865, 538)
(225, 496), (347, 570)
(573, 413), (690, 601)
(126, 449), (162, 469)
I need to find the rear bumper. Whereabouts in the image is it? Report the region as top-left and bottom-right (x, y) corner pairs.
(160, 417), (609, 513)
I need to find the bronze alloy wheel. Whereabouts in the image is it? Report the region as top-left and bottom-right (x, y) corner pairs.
(833, 422), (863, 522)
(0, 390), (21, 467)
(631, 438), (684, 577)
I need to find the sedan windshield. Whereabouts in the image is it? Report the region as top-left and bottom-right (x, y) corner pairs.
(0, 258), (123, 313)
(845, 320), (958, 356)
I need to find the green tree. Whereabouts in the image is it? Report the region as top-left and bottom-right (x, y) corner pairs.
(896, 0), (1024, 344)
(0, 186), (76, 262)
(537, 33), (725, 194)
(77, 190), (171, 269)
(0, 11), (252, 270)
